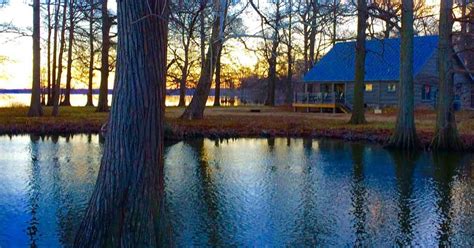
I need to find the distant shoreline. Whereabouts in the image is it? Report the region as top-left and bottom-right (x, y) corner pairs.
(0, 88), (238, 95)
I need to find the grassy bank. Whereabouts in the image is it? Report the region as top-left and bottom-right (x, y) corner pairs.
(2, 106), (474, 150)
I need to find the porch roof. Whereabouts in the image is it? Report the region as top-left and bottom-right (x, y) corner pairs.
(303, 35), (439, 83)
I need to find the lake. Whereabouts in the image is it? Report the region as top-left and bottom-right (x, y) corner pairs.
(0, 92), (242, 107)
(0, 135), (473, 247)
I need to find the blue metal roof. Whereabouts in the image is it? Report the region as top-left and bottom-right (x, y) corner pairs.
(303, 35), (439, 82)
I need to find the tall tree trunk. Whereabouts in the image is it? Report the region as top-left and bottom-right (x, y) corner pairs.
(52, 0), (67, 116)
(332, 0), (337, 45)
(265, 39), (278, 106)
(213, 47), (222, 106)
(178, 40), (190, 107)
(178, 64), (188, 107)
(97, 0), (111, 112)
(265, 3), (281, 107)
(181, 0), (227, 120)
(28, 0), (43, 117)
(349, 0), (367, 124)
(50, 0), (60, 107)
(74, 0), (169, 246)
(199, 0), (206, 69)
(62, 0), (74, 106)
(308, 0), (317, 68)
(86, 0), (94, 107)
(46, 0), (52, 106)
(303, 14), (309, 72)
(387, 0), (420, 150)
(431, 0), (463, 151)
(285, 1), (293, 105)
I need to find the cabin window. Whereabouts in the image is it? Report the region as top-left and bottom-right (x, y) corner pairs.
(422, 84), (431, 100)
(365, 84), (373, 92)
(387, 83), (396, 92)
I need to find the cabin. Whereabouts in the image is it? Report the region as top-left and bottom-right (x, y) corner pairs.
(294, 35), (474, 113)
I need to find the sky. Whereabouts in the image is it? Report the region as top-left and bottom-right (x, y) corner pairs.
(0, 0), (440, 90)
(0, 0), (259, 90)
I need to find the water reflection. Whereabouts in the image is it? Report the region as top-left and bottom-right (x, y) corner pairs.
(350, 144), (368, 246)
(26, 135), (40, 247)
(390, 151), (419, 246)
(0, 136), (473, 247)
(432, 152), (461, 247)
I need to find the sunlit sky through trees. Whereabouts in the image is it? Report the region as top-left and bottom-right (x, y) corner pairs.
(0, 0), (439, 90)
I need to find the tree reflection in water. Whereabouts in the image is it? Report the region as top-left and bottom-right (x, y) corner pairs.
(389, 150), (419, 246)
(432, 152), (463, 247)
(187, 139), (223, 247)
(350, 143), (368, 246)
(26, 135), (41, 247)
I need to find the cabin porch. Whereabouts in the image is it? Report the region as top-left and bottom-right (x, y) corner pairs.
(293, 82), (351, 113)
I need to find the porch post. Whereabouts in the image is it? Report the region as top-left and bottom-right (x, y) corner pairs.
(332, 83), (336, 114)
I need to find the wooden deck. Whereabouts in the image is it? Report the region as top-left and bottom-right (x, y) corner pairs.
(292, 103), (351, 113)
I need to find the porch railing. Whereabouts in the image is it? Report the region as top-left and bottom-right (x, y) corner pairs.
(294, 92), (345, 104)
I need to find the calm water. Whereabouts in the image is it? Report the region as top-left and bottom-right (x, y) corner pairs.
(0, 135), (473, 247)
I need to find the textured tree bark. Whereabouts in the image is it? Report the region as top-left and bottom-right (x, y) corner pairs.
(97, 0), (111, 112)
(387, 0), (420, 150)
(431, 0), (463, 151)
(52, 0), (68, 117)
(86, 0), (94, 107)
(181, 0), (227, 120)
(349, 0), (367, 124)
(213, 47), (222, 106)
(62, 0), (74, 106)
(73, 0), (168, 246)
(28, 0), (43, 117)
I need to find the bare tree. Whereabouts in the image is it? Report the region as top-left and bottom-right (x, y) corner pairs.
(96, 0), (111, 112)
(28, 0), (43, 117)
(181, 0), (229, 119)
(249, 0), (285, 106)
(62, 0), (75, 106)
(52, 0), (68, 116)
(168, 0), (205, 107)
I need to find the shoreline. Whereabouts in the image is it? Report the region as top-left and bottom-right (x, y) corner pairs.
(2, 120), (474, 152)
(1, 106), (474, 151)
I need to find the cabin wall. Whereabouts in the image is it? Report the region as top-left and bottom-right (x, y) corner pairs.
(454, 74), (472, 109)
(414, 49), (439, 108)
(345, 81), (398, 108)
